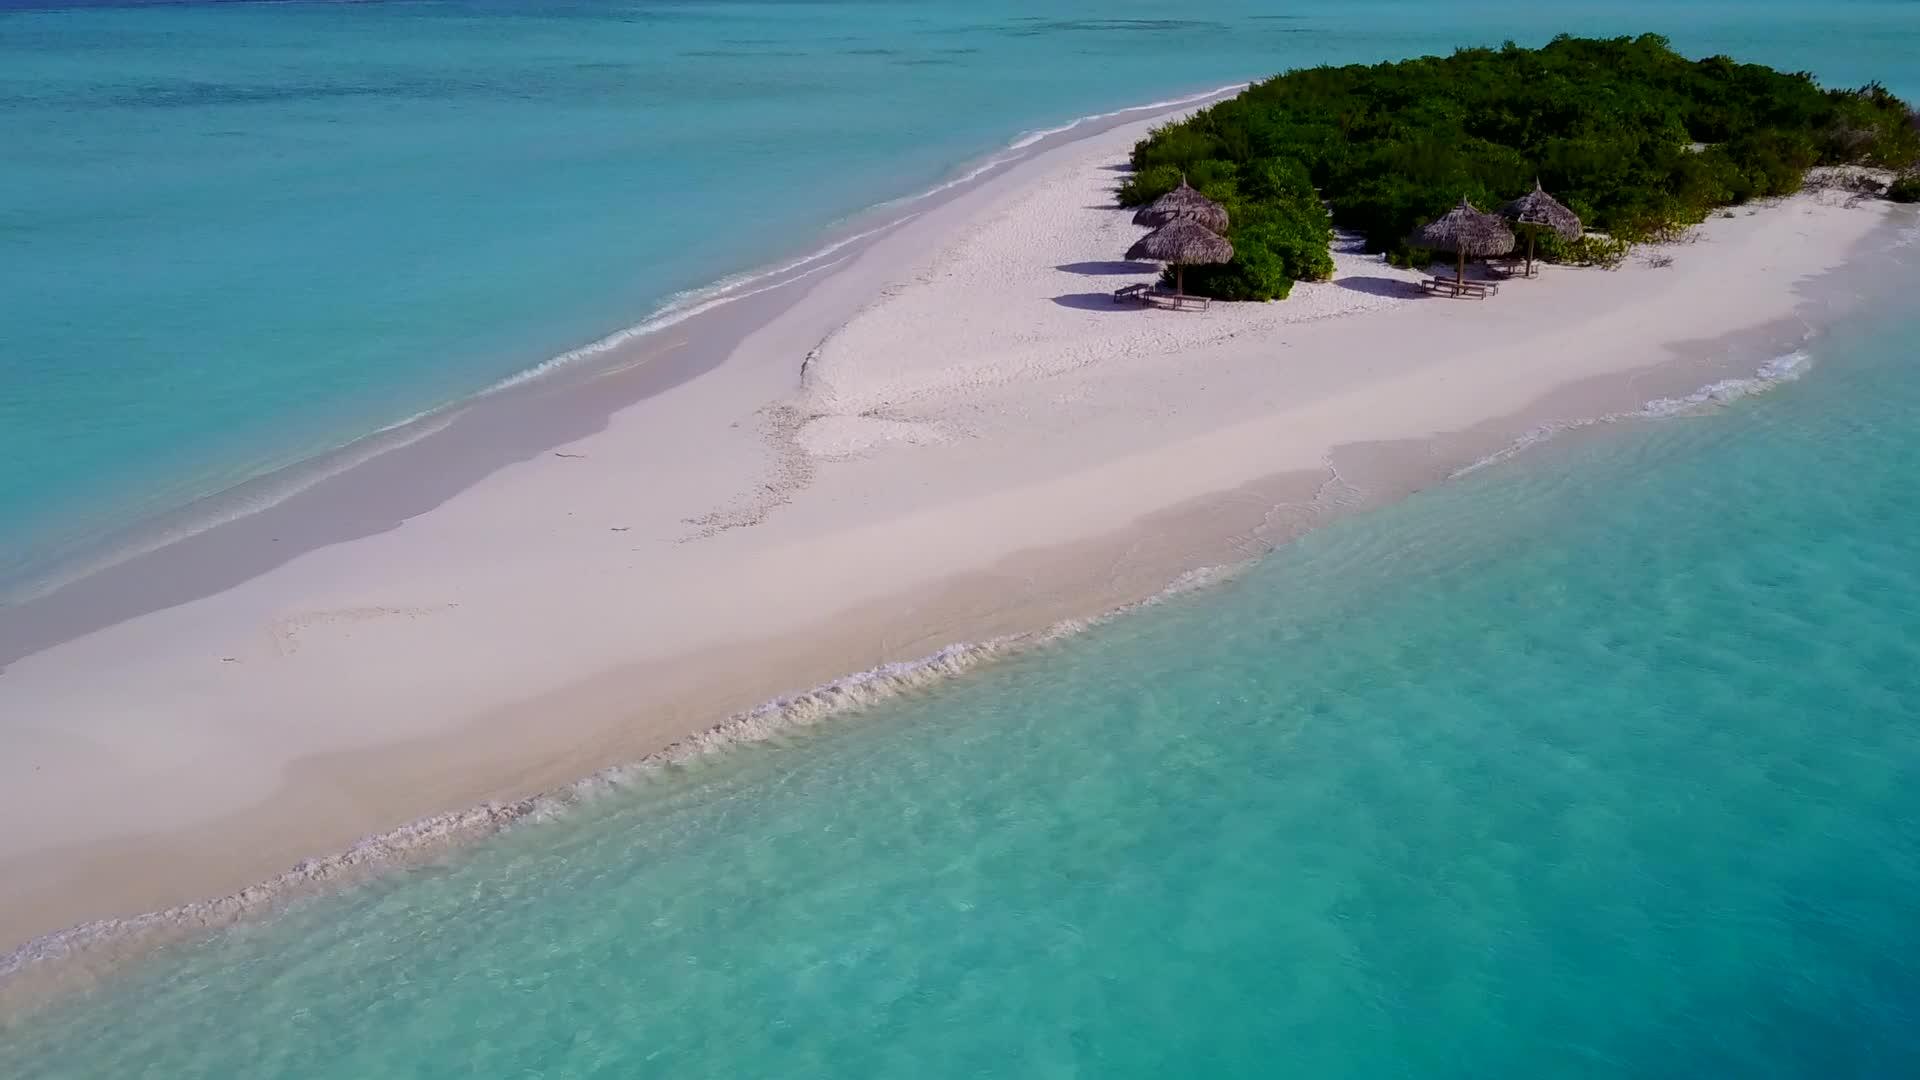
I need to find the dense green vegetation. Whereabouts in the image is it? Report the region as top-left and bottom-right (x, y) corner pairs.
(1122, 35), (1919, 300)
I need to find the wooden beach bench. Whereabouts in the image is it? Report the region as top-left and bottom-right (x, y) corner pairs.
(1420, 276), (1498, 299)
(1113, 283), (1211, 311)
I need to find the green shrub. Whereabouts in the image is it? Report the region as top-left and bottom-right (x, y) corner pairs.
(1116, 163), (1182, 207)
(1536, 231), (1631, 269)
(1130, 123), (1223, 174)
(1386, 247), (1434, 270)
(1117, 35), (1913, 297)
(1888, 175), (1920, 203)
(1820, 84), (1920, 170)
(1175, 245), (1294, 301)
(1176, 197), (1333, 301)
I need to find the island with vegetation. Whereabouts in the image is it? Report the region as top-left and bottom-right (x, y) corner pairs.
(1121, 34), (1920, 300)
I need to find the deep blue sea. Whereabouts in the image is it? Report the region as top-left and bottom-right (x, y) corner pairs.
(6, 2), (1920, 1076)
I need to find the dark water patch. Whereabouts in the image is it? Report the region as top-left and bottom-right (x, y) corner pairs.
(98, 64), (708, 109)
(1003, 17), (1231, 35)
(108, 80), (391, 108)
(927, 17), (1229, 38)
(678, 48), (810, 59)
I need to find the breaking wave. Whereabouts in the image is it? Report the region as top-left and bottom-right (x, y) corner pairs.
(0, 560), (1243, 1013)
(1453, 349), (1814, 478)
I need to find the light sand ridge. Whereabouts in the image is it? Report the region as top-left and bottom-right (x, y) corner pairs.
(0, 101), (1898, 977)
(797, 125), (1420, 451)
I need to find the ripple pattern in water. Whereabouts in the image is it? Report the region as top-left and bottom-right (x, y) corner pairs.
(6, 242), (1920, 1079)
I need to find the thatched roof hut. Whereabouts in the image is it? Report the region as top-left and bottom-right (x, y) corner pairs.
(1131, 180), (1230, 233)
(1413, 198), (1516, 256)
(1126, 218), (1233, 296)
(1501, 180), (1582, 238)
(1500, 180), (1582, 274)
(1411, 198), (1515, 284)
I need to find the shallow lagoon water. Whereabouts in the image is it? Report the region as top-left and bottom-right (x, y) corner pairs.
(6, 3), (1920, 1075)
(6, 237), (1920, 1077)
(6, 0), (1920, 591)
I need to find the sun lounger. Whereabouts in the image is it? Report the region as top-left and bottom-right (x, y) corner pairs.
(1115, 283), (1211, 311)
(1420, 276), (1497, 299)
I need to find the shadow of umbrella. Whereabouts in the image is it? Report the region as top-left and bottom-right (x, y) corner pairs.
(1335, 275), (1424, 298)
(1051, 292), (1154, 311)
(1056, 260), (1162, 275)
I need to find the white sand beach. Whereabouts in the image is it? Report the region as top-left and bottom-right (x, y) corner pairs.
(0, 107), (1896, 970)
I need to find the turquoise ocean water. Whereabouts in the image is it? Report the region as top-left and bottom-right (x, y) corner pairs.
(4, 0), (1920, 593)
(7, 1), (1920, 1075)
(6, 244), (1920, 1075)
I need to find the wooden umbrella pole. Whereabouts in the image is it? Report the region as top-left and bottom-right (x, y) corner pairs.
(1456, 247), (1466, 286)
(1176, 265), (1185, 297)
(1527, 229), (1537, 276)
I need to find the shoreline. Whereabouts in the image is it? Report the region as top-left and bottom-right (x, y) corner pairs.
(0, 81), (1250, 635)
(0, 93), (1907, 1003)
(0, 328), (1851, 1014)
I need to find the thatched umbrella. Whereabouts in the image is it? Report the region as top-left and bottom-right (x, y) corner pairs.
(1500, 180), (1582, 275)
(1126, 218), (1233, 297)
(1131, 179), (1230, 233)
(1411, 198), (1515, 286)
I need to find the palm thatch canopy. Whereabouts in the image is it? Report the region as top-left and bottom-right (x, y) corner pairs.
(1131, 180), (1229, 233)
(1126, 217), (1233, 297)
(1501, 180), (1582, 239)
(1500, 180), (1582, 275)
(1412, 198), (1515, 286)
(1411, 198), (1516, 256)
(1127, 218), (1233, 264)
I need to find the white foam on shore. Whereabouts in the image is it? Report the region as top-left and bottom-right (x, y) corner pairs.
(5, 88), (1237, 612)
(0, 244), (868, 611)
(0, 330), (1851, 1012)
(1452, 349), (1815, 478)
(873, 81), (1251, 206)
(485, 82), (1247, 396)
(0, 558), (1244, 1015)
(0, 408), (464, 608)
(481, 241), (884, 395)
(1004, 82), (1250, 150)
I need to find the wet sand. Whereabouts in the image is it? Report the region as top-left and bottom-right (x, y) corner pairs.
(0, 100), (1897, 978)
